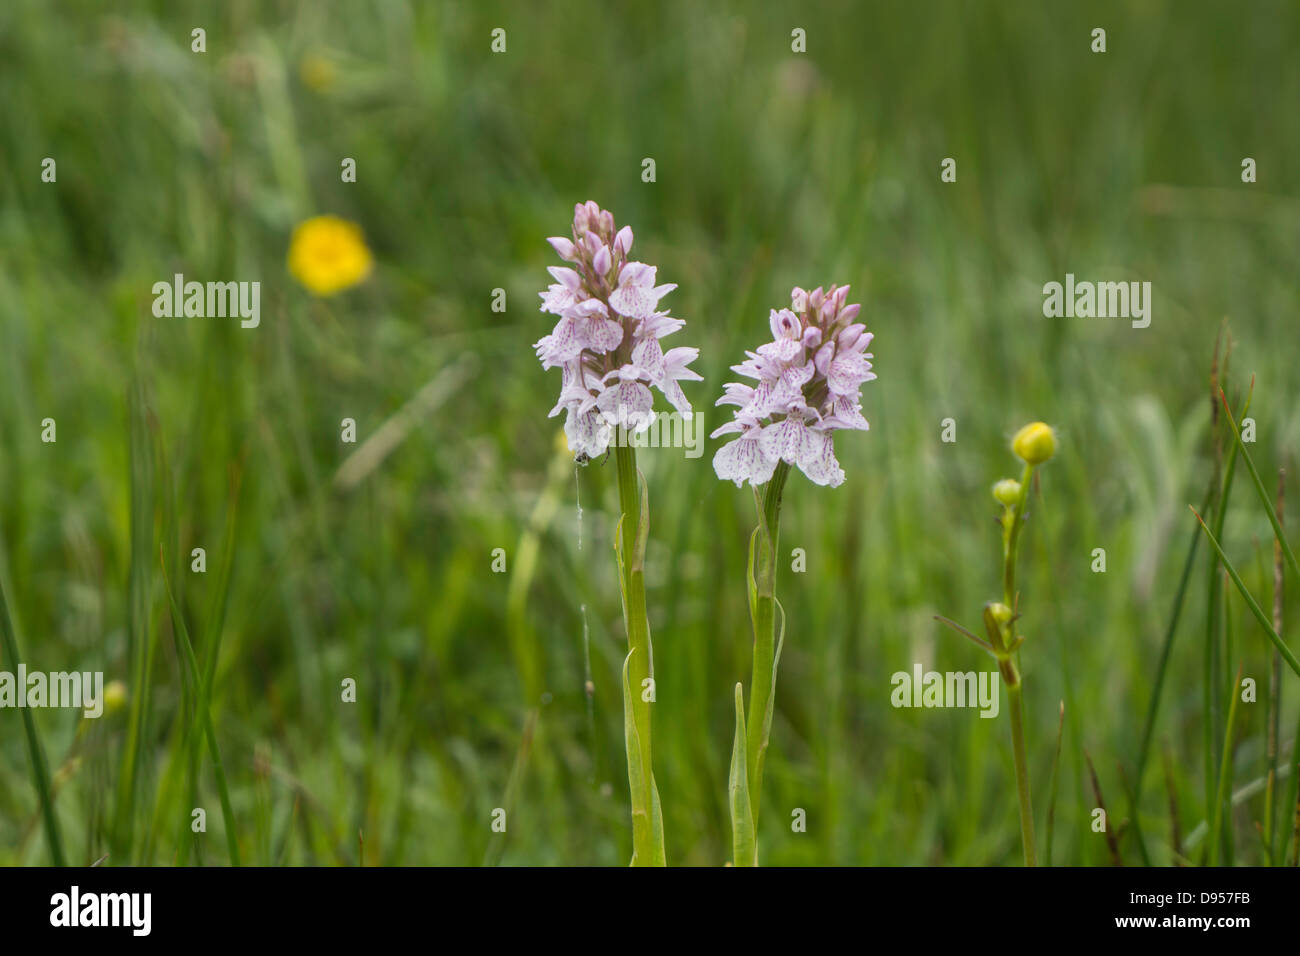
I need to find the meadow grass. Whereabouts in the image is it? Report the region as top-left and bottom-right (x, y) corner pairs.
(1, 0), (1299, 865)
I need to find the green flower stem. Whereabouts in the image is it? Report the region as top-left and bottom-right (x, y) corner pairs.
(1006, 680), (1036, 867)
(1003, 463), (1033, 611)
(742, 460), (791, 862)
(1001, 461), (1037, 867)
(614, 443), (665, 866)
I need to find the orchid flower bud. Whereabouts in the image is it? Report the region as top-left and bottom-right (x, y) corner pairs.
(548, 236), (579, 261)
(614, 225), (634, 256)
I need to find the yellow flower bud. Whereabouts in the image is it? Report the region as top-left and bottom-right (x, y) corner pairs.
(299, 53), (337, 93)
(1011, 422), (1056, 465)
(104, 679), (128, 716)
(987, 602), (1014, 626)
(992, 479), (1022, 507)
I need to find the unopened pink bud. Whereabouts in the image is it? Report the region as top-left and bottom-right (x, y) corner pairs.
(548, 237), (578, 261)
(615, 225), (634, 256)
(837, 323), (864, 349)
(548, 266), (582, 292)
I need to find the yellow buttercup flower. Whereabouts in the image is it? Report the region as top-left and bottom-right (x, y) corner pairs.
(288, 216), (373, 296)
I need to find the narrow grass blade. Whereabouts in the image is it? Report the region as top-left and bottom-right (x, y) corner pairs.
(933, 614), (994, 653)
(483, 708), (537, 867)
(160, 550), (241, 865)
(1162, 748), (1184, 865)
(113, 380), (157, 863)
(195, 475), (243, 866)
(0, 573), (67, 865)
(1045, 700), (1065, 866)
(1291, 736), (1300, 866)
(1219, 386), (1300, 583)
(1208, 663), (1244, 866)
(1282, 688), (1300, 866)
(1084, 751), (1122, 866)
(1129, 478), (1212, 867)
(159, 546), (198, 864)
(1191, 507), (1300, 680)
(1202, 382), (1249, 850)
(1265, 469), (1284, 864)
(1220, 573), (1236, 864)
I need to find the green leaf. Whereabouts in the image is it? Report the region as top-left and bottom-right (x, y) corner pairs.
(622, 647), (665, 866)
(751, 483), (775, 600)
(633, 468), (650, 574)
(755, 597), (787, 786)
(648, 775), (666, 866)
(746, 526), (760, 629)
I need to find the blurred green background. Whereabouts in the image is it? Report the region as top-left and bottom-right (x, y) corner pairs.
(2, 0), (1299, 865)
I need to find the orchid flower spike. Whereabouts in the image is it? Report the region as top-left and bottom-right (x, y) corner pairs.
(711, 285), (876, 487)
(535, 202), (701, 461)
